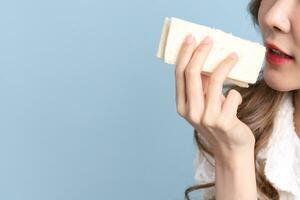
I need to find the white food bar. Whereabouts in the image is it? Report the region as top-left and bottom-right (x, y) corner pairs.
(156, 17), (267, 88)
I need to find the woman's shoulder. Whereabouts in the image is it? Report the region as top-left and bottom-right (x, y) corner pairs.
(256, 91), (300, 198)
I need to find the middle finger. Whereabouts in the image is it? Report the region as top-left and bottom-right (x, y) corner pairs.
(205, 52), (239, 118)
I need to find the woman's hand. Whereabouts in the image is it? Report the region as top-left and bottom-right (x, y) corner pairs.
(175, 34), (255, 162)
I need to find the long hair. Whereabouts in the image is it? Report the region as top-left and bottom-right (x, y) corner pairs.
(184, 0), (295, 199)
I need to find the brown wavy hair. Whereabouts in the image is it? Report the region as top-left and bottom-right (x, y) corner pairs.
(184, 0), (296, 199)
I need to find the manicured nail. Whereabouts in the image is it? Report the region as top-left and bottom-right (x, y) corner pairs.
(184, 34), (194, 44)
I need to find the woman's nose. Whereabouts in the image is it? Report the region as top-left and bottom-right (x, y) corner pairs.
(263, 0), (292, 33)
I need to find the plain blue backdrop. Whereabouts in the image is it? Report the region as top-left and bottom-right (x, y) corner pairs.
(0, 0), (262, 199)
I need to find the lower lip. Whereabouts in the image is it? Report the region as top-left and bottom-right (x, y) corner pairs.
(266, 51), (294, 65)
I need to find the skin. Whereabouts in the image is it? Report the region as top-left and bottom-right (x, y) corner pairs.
(258, 0), (300, 138)
(175, 35), (257, 199)
(175, 1), (300, 199)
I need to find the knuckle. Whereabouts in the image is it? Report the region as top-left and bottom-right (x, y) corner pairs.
(185, 67), (197, 76)
(216, 118), (229, 132)
(176, 106), (186, 117)
(201, 116), (215, 128)
(210, 75), (222, 84)
(175, 69), (184, 78)
(187, 110), (201, 124)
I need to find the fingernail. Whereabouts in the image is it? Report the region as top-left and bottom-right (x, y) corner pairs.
(184, 34), (194, 44)
(230, 52), (238, 59)
(202, 36), (212, 44)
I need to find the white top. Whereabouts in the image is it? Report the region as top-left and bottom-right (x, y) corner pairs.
(193, 92), (300, 200)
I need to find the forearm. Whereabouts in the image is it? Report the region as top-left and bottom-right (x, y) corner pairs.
(215, 151), (257, 200)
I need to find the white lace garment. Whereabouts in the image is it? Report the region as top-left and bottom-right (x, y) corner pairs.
(193, 92), (300, 200)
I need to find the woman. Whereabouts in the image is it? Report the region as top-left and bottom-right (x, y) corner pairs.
(177, 0), (300, 199)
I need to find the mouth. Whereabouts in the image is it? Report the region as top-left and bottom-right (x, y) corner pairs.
(267, 48), (294, 59)
(265, 42), (295, 59)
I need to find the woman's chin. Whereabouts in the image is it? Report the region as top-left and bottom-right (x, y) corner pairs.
(263, 66), (291, 92)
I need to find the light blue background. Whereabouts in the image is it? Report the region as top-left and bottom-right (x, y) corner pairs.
(0, 0), (262, 199)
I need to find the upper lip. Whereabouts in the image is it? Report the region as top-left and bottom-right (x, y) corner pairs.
(264, 41), (294, 58)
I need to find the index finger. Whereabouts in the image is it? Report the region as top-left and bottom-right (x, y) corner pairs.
(175, 34), (196, 109)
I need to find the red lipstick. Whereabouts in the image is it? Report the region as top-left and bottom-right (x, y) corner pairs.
(265, 42), (294, 65)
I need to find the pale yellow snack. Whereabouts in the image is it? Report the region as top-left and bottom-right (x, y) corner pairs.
(156, 17), (267, 88)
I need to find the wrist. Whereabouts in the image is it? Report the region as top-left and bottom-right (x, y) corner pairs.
(214, 150), (257, 200)
(215, 148), (255, 171)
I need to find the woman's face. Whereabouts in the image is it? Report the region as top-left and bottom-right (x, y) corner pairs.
(258, 0), (300, 91)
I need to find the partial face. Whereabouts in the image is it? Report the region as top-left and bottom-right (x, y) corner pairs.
(258, 0), (300, 91)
